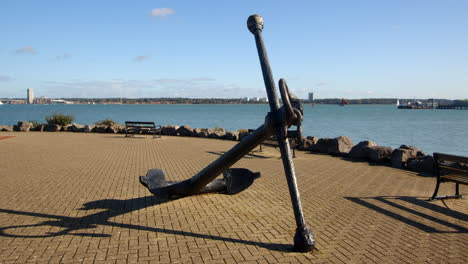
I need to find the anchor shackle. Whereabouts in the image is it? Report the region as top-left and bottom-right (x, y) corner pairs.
(279, 78), (303, 127)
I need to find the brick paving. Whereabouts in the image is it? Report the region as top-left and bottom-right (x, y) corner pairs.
(0, 132), (466, 263)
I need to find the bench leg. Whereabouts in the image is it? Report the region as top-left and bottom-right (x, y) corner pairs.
(430, 182), (463, 200)
(429, 179), (441, 201)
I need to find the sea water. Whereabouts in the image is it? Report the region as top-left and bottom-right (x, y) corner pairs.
(0, 104), (467, 156)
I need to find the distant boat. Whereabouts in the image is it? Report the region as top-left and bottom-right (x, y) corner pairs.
(0, 101), (3, 105)
(398, 100), (433, 109)
(396, 99), (400, 107)
(339, 98), (349, 106)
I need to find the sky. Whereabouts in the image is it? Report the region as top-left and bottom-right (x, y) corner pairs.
(1, 0), (467, 99)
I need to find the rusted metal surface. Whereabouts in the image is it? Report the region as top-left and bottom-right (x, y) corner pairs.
(140, 14), (314, 252)
(247, 14), (314, 252)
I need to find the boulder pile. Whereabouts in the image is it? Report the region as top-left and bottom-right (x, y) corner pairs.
(2, 120), (442, 175)
(300, 135), (437, 175)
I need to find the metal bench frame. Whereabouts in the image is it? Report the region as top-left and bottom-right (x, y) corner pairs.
(430, 152), (468, 200)
(125, 121), (161, 138)
(253, 131), (300, 158)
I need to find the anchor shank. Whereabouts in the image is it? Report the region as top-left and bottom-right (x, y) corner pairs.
(189, 123), (273, 193)
(252, 31), (281, 112)
(276, 129), (306, 228)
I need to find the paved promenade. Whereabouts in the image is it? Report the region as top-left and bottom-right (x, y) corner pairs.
(0, 132), (466, 263)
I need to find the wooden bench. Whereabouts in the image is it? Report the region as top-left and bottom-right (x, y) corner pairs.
(430, 152), (468, 200)
(249, 129), (300, 158)
(125, 121), (161, 138)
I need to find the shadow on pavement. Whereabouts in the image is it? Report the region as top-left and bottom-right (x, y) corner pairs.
(0, 195), (294, 252)
(345, 196), (468, 233)
(207, 151), (273, 159)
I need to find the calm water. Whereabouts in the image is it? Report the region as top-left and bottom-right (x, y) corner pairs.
(1, 104), (467, 156)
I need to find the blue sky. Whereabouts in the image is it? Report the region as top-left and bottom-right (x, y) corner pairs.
(1, 0), (467, 99)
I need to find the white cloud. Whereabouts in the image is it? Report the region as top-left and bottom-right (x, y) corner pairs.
(150, 8), (175, 17)
(133, 55), (150, 62)
(40, 78), (253, 98)
(0, 74), (12, 82)
(15, 46), (37, 55)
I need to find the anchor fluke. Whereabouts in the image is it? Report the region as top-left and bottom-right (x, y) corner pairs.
(140, 168), (260, 198)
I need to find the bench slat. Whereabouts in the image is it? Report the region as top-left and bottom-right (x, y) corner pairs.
(439, 165), (468, 177)
(126, 121), (155, 125)
(441, 174), (468, 184)
(126, 125), (155, 128)
(434, 152), (468, 164)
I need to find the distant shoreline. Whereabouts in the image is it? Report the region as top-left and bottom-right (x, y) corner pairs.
(1, 97), (466, 106)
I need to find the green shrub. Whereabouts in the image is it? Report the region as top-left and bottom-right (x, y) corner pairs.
(95, 119), (116, 126)
(45, 112), (74, 126)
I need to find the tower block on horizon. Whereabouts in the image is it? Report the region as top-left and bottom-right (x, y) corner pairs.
(27, 88), (34, 104)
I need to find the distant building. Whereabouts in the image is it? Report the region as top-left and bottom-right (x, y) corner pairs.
(259, 97), (267, 102)
(34, 96), (49, 104)
(308, 92), (314, 102)
(27, 88), (34, 104)
(51, 99), (73, 104)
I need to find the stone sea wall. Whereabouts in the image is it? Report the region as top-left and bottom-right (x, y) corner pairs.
(1, 121), (438, 175)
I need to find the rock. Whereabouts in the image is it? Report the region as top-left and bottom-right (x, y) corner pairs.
(298, 136), (318, 150)
(83, 125), (95, 133)
(329, 136), (354, 155)
(161, 125), (179, 136)
(407, 155), (437, 174)
(349, 141), (378, 158)
(92, 125), (108, 133)
(106, 124), (123, 133)
(209, 128), (226, 139)
(35, 124), (46, 132)
(176, 125), (194, 137)
(214, 127), (226, 133)
(61, 125), (73, 132)
(310, 136), (354, 155)
(310, 138), (333, 153)
(115, 124), (126, 133)
(239, 131), (251, 141)
(391, 148), (418, 168)
(225, 131), (240, 141)
(194, 128), (209, 137)
(16, 121), (33, 132)
(399, 145), (426, 157)
(365, 146), (393, 162)
(71, 123), (85, 132)
(44, 123), (61, 132)
(0, 125), (14, 132)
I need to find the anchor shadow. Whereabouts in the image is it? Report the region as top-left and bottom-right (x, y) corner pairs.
(0, 195), (293, 252)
